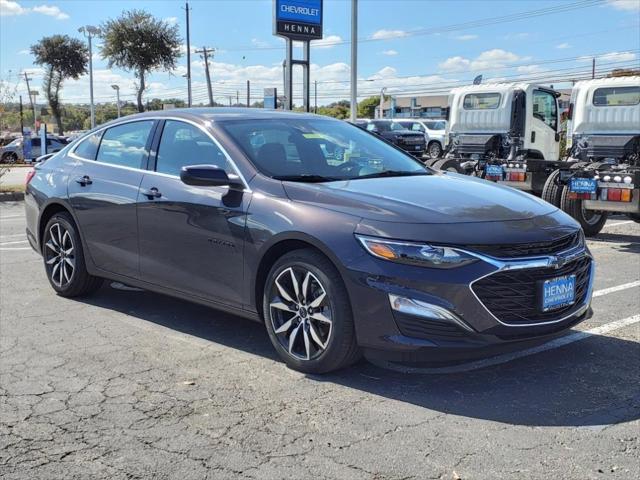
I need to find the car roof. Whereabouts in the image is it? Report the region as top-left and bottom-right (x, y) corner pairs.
(110, 107), (332, 124)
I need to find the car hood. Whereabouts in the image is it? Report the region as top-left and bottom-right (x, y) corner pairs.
(283, 172), (558, 224)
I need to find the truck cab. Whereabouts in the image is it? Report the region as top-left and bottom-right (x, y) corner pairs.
(445, 83), (562, 194)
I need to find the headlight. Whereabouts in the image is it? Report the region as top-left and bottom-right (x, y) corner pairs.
(356, 235), (477, 268)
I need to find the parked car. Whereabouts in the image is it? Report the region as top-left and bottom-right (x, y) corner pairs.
(25, 109), (593, 373)
(0, 135), (69, 163)
(396, 119), (447, 159)
(358, 119), (426, 157)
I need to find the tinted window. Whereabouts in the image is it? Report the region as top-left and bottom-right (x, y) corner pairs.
(426, 121), (446, 130)
(74, 132), (103, 160)
(593, 86), (640, 106)
(463, 93), (501, 110)
(31, 138), (41, 147)
(96, 121), (154, 169)
(221, 118), (428, 180)
(533, 90), (558, 130)
(156, 121), (230, 176)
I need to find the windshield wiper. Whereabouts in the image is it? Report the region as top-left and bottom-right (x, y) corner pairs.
(355, 170), (430, 180)
(273, 174), (340, 183)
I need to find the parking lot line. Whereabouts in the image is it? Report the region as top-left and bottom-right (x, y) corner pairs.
(0, 240), (28, 245)
(603, 220), (635, 228)
(374, 314), (640, 375)
(593, 280), (640, 297)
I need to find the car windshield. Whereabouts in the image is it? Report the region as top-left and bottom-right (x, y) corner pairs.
(426, 121), (446, 130)
(220, 118), (429, 182)
(7, 138), (22, 147)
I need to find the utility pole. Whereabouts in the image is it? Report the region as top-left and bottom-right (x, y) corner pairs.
(379, 87), (387, 119)
(111, 84), (121, 118)
(228, 96), (232, 107)
(592, 57), (596, 79)
(350, 0), (358, 122)
(23, 72), (36, 129)
(246, 80), (250, 108)
(236, 90), (239, 106)
(314, 80), (317, 113)
(196, 47), (215, 107)
(19, 95), (24, 134)
(184, 2), (192, 107)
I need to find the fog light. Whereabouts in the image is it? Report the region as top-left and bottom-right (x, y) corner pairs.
(388, 294), (473, 331)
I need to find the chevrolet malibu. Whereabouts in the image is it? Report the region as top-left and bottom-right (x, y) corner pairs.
(25, 109), (594, 373)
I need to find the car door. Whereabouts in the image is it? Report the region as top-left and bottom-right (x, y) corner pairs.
(68, 120), (156, 279)
(137, 119), (249, 308)
(529, 89), (560, 160)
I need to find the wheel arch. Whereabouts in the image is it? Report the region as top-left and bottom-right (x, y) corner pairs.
(253, 233), (346, 321)
(38, 200), (79, 253)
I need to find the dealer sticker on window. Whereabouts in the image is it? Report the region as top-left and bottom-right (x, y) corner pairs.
(569, 178), (597, 194)
(542, 274), (576, 312)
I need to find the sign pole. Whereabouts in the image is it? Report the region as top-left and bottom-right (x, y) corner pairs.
(350, 0), (357, 122)
(285, 39), (293, 110)
(303, 41), (310, 112)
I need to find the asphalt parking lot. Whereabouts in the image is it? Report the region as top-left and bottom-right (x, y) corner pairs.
(1, 201), (638, 479)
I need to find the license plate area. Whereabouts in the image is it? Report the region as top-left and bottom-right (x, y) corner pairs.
(541, 274), (576, 312)
(485, 165), (503, 178)
(570, 178), (597, 194)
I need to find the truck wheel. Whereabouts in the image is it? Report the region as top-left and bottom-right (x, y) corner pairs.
(428, 141), (443, 159)
(541, 170), (564, 207)
(433, 158), (462, 173)
(561, 188), (608, 236)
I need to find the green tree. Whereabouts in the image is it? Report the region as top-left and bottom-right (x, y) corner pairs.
(100, 10), (182, 113)
(30, 35), (88, 135)
(357, 96), (384, 119)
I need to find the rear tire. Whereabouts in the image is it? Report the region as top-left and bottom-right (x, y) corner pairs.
(263, 249), (360, 374)
(42, 212), (103, 297)
(428, 141), (443, 159)
(1, 152), (18, 164)
(433, 158), (463, 173)
(627, 213), (640, 223)
(541, 170), (564, 207)
(560, 187), (608, 236)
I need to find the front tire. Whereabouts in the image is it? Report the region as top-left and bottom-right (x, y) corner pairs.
(560, 188), (608, 236)
(42, 212), (103, 297)
(433, 158), (463, 173)
(428, 141), (443, 159)
(263, 249), (360, 374)
(1, 152), (18, 164)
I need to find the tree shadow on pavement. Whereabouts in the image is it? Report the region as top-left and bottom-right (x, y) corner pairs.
(83, 283), (640, 429)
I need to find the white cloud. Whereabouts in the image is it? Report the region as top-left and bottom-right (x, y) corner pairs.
(516, 65), (543, 74)
(0, 1), (69, 19)
(556, 43), (571, 49)
(0, 0), (26, 15)
(381, 49), (398, 56)
(439, 49), (521, 72)
(164, 16), (178, 25)
(605, 0), (640, 12)
(371, 29), (408, 40)
(578, 51), (638, 63)
(18, 48), (30, 55)
(503, 32), (530, 40)
(312, 35), (343, 49)
(454, 34), (478, 41)
(32, 4), (68, 20)
(251, 38), (271, 48)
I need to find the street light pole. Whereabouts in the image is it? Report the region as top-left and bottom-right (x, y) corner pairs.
(79, 25), (100, 129)
(111, 85), (121, 118)
(350, 0), (358, 122)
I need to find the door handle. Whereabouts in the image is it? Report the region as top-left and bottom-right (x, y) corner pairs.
(75, 175), (92, 186)
(141, 187), (162, 199)
(530, 131), (536, 143)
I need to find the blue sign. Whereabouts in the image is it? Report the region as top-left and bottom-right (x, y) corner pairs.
(485, 164), (503, 177)
(276, 0), (321, 25)
(569, 177), (597, 194)
(23, 132), (32, 160)
(542, 274), (576, 311)
(274, 0), (323, 40)
(264, 88), (277, 109)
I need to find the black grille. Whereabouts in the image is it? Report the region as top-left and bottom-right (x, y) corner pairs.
(472, 256), (592, 325)
(395, 315), (466, 340)
(469, 232), (581, 258)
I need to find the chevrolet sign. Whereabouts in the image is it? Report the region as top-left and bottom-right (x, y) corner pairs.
(274, 0), (323, 40)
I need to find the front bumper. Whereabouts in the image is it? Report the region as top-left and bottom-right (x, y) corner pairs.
(342, 239), (594, 361)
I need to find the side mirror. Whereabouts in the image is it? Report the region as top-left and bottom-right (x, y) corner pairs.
(180, 164), (243, 189)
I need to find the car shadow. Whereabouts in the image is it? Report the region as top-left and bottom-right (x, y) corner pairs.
(82, 283), (640, 428)
(590, 232), (640, 253)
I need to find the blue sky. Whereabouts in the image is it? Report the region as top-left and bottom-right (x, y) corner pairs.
(1, 0), (638, 106)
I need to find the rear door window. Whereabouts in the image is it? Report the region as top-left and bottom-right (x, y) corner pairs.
(463, 93), (501, 110)
(74, 132), (103, 160)
(593, 86), (640, 106)
(96, 121), (154, 169)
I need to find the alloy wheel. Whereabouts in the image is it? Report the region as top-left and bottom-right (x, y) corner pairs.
(44, 223), (75, 288)
(269, 267), (333, 361)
